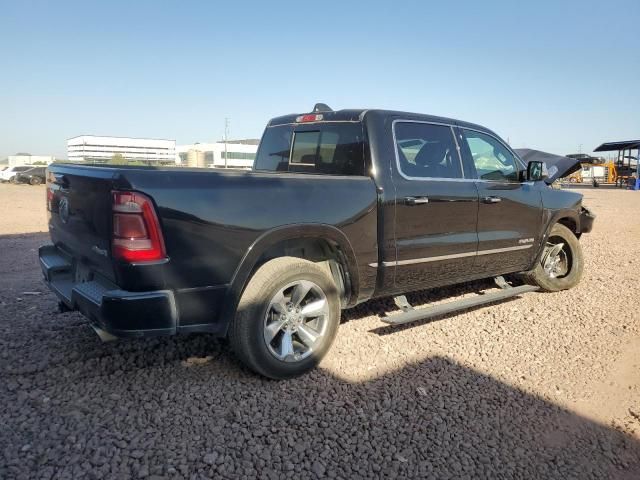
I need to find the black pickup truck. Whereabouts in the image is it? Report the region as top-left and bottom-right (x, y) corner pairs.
(40, 105), (594, 379)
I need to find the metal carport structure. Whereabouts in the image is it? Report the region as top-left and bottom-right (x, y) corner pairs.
(594, 140), (640, 188)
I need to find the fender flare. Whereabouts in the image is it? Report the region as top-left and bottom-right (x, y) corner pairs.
(532, 208), (581, 266)
(219, 223), (360, 335)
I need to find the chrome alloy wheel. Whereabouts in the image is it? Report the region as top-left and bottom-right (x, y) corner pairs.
(263, 280), (329, 363)
(542, 240), (569, 279)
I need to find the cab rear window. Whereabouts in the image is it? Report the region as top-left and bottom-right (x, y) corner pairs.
(254, 123), (365, 176)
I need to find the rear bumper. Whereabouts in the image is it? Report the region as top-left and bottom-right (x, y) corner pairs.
(39, 245), (177, 338)
(580, 207), (595, 234)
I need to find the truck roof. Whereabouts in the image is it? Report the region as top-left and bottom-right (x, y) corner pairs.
(267, 108), (495, 136)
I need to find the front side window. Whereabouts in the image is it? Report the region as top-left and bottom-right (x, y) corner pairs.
(254, 123), (365, 175)
(462, 129), (519, 182)
(394, 122), (462, 179)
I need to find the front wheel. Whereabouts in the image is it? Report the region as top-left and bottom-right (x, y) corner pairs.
(229, 257), (340, 379)
(522, 223), (583, 292)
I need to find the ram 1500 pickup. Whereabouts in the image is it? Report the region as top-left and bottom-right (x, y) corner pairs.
(40, 105), (594, 378)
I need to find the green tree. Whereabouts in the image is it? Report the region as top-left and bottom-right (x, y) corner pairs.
(108, 153), (127, 165)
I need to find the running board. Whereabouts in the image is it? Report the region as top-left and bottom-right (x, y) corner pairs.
(381, 284), (540, 326)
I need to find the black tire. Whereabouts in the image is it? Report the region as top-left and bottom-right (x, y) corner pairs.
(29, 176), (42, 186)
(229, 257), (340, 379)
(522, 223), (583, 292)
(9, 176), (17, 184)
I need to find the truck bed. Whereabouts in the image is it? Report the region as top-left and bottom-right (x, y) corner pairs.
(44, 164), (378, 334)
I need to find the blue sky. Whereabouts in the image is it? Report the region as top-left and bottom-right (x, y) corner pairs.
(1, 0), (638, 159)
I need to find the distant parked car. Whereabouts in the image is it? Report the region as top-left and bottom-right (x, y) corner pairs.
(14, 167), (47, 185)
(0, 165), (35, 183)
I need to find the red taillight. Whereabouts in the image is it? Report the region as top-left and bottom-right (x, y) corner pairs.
(112, 191), (166, 262)
(46, 187), (54, 212)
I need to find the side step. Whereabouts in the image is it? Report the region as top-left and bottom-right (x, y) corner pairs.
(382, 284), (539, 326)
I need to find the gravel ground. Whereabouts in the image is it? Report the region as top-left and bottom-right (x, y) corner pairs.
(1, 183), (639, 479)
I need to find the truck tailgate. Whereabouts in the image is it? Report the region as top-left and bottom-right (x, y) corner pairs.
(47, 165), (117, 283)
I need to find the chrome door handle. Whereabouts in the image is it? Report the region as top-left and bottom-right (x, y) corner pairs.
(405, 196), (429, 205)
(482, 196), (502, 204)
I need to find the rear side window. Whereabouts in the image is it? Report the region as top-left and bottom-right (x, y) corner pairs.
(254, 123), (365, 175)
(394, 122), (462, 179)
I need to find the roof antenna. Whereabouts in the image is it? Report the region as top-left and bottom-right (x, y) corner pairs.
(313, 103), (333, 113)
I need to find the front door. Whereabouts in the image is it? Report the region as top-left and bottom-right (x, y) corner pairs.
(391, 121), (479, 292)
(457, 127), (542, 275)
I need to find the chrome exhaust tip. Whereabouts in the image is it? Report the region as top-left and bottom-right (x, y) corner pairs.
(91, 324), (118, 342)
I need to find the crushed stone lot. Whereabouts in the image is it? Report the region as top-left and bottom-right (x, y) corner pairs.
(1, 183), (639, 479)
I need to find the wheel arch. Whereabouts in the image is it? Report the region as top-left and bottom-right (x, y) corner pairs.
(219, 224), (360, 336)
(532, 210), (581, 266)
(556, 216), (579, 237)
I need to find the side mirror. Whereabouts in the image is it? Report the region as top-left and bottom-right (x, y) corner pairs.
(526, 161), (548, 182)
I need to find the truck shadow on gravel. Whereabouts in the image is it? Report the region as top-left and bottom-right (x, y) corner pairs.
(2, 324), (640, 478)
(2, 232), (640, 478)
(2, 336), (639, 479)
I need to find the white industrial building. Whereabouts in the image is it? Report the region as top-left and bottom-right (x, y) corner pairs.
(176, 140), (259, 169)
(7, 155), (56, 167)
(67, 136), (176, 164)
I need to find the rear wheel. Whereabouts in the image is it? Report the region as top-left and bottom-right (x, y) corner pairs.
(29, 176), (42, 186)
(229, 257), (340, 379)
(523, 223), (583, 292)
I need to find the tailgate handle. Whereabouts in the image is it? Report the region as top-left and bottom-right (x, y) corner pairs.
(53, 173), (69, 188)
(482, 196), (502, 204)
(404, 196), (429, 205)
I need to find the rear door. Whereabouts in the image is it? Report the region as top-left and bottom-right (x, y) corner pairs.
(391, 120), (479, 291)
(457, 127), (542, 274)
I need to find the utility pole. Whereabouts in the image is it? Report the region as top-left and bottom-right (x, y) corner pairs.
(224, 118), (229, 169)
